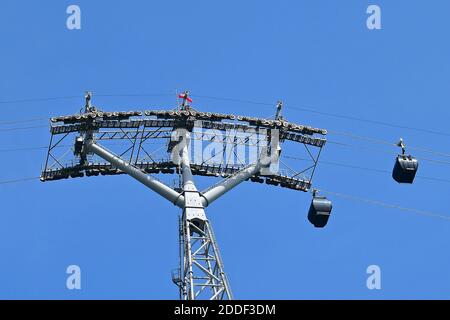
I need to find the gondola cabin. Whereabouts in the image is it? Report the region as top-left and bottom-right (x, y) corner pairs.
(308, 195), (332, 228)
(392, 155), (418, 184)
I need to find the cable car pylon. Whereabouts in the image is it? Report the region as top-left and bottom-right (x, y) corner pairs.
(40, 91), (329, 299)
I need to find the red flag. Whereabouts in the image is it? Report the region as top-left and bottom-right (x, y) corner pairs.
(178, 94), (193, 103)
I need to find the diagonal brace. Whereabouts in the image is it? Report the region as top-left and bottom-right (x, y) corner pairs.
(200, 146), (280, 207)
(85, 140), (185, 208)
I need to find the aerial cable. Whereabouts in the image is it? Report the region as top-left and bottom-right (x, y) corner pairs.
(0, 146), (48, 153)
(318, 188), (450, 222)
(0, 125), (48, 132)
(285, 155), (450, 184)
(327, 140), (450, 165)
(328, 130), (450, 159)
(95, 93), (173, 98)
(2, 91), (450, 158)
(0, 95), (82, 105)
(0, 93), (173, 106)
(1, 174), (448, 223)
(0, 118), (48, 126)
(0, 176), (40, 185)
(3, 91), (450, 138)
(191, 93), (450, 138)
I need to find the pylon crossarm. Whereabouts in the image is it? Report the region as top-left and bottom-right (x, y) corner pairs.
(200, 163), (261, 207)
(85, 140), (185, 207)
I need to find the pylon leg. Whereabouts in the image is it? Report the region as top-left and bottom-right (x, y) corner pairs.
(178, 215), (233, 300)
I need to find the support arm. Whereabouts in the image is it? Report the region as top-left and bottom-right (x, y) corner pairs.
(85, 140), (185, 208)
(200, 146), (280, 207)
(201, 163), (261, 207)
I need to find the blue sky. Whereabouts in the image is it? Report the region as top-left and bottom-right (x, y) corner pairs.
(1, 0), (450, 299)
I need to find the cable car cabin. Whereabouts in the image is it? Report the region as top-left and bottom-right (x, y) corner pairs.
(392, 155), (418, 184)
(308, 196), (332, 228)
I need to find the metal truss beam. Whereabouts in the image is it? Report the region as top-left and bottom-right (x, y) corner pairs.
(40, 161), (312, 192)
(49, 112), (327, 148)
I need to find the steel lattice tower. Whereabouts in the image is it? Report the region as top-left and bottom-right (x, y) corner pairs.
(41, 91), (328, 299)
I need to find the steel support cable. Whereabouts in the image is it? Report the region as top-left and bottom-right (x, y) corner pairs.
(191, 94), (450, 157)
(0, 146), (48, 152)
(3, 134), (450, 173)
(0, 125), (48, 132)
(317, 188), (450, 222)
(16, 92), (438, 143)
(191, 94), (450, 138)
(6, 147), (446, 184)
(2, 93), (449, 224)
(283, 155), (450, 184)
(326, 140), (450, 166)
(2, 91), (450, 138)
(0, 94), (272, 128)
(0, 95), (82, 105)
(0, 140), (167, 154)
(0, 92), (173, 127)
(0, 176), (40, 185)
(0, 93), (173, 105)
(1, 92), (450, 160)
(328, 130), (450, 159)
(0, 118), (48, 126)
(3, 174), (449, 222)
(94, 93), (173, 98)
(2, 92), (450, 162)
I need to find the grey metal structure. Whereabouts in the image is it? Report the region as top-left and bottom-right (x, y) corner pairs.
(41, 91), (328, 299)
